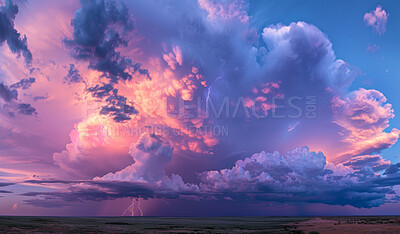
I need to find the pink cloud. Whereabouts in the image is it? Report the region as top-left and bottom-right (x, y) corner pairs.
(99, 133), (174, 183)
(332, 88), (399, 162)
(198, 0), (249, 23)
(288, 121), (300, 132)
(364, 6), (388, 35)
(53, 117), (135, 179)
(162, 45), (183, 70)
(97, 132), (199, 193)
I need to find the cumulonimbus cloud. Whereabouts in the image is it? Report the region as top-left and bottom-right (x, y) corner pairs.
(24, 0), (400, 211)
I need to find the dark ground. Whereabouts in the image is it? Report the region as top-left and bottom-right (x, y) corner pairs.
(0, 216), (400, 233)
(0, 216), (307, 233)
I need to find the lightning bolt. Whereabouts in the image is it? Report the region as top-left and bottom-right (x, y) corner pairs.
(121, 198), (144, 216)
(122, 198), (135, 216)
(137, 198), (144, 216)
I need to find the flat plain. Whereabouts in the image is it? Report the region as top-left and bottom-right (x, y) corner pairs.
(0, 216), (399, 233)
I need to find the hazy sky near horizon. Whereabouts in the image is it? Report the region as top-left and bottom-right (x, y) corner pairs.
(1, 0), (400, 216)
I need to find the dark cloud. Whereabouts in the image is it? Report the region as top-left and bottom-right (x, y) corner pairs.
(87, 83), (138, 122)
(17, 103), (37, 115)
(132, 62), (151, 80)
(100, 89), (138, 122)
(343, 155), (390, 172)
(22, 147), (400, 209)
(0, 0), (32, 65)
(33, 94), (49, 102)
(87, 83), (114, 99)
(0, 182), (14, 187)
(0, 82), (18, 102)
(22, 180), (157, 208)
(0, 190), (12, 193)
(62, 0), (152, 122)
(22, 179), (202, 208)
(67, 0), (133, 48)
(64, 64), (84, 84)
(91, 55), (150, 82)
(62, 0), (153, 123)
(384, 163), (400, 176)
(10, 77), (35, 89)
(64, 0), (150, 83)
(0, 82), (36, 116)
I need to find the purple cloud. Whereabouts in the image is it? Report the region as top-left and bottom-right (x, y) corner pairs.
(10, 77), (35, 90)
(0, 82), (37, 116)
(63, 64), (84, 84)
(343, 155), (390, 172)
(23, 144), (400, 209)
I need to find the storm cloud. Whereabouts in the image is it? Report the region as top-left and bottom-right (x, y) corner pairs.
(64, 0), (150, 82)
(63, 0), (152, 122)
(24, 144), (400, 209)
(0, 0), (32, 65)
(6, 0), (399, 214)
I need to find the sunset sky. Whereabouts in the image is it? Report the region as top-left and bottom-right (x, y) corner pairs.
(1, 0), (400, 216)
